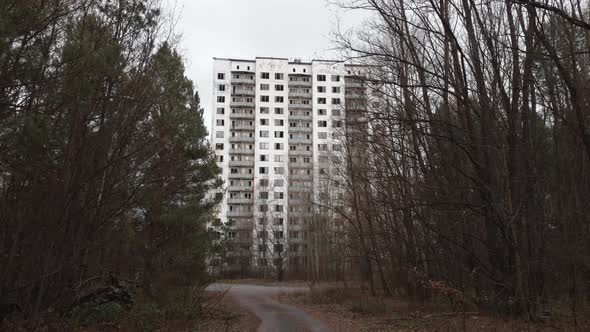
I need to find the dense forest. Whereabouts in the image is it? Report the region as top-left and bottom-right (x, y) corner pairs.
(312, 0), (590, 322)
(0, 0), (223, 329)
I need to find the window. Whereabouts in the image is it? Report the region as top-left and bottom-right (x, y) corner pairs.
(260, 83), (270, 90)
(260, 155), (268, 161)
(274, 217), (283, 225)
(260, 142), (269, 149)
(274, 119), (284, 126)
(274, 131), (284, 138)
(259, 130), (269, 137)
(215, 143), (224, 150)
(274, 155), (284, 162)
(261, 95), (269, 102)
(274, 143), (283, 150)
(260, 107), (269, 114)
(317, 97), (326, 104)
(317, 86), (326, 93)
(216, 155), (223, 162)
(216, 107), (224, 114)
(274, 107), (284, 114)
(216, 119), (225, 126)
(218, 84), (225, 91)
(289, 145), (296, 151)
(318, 120), (327, 127)
(260, 192), (269, 199)
(259, 167), (268, 174)
(275, 96), (284, 103)
(217, 73), (225, 80)
(215, 131), (224, 138)
(332, 98), (341, 105)
(332, 86), (340, 93)
(317, 74), (326, 81)
(275, 73), (284, 80)
(318, 144), (328, 151)
(318, 109), (327, 116)
(260, 118), (269, 125)
(318, 132), (328, 139)
(333, 144), (342, 151)
(331, 75), (340, 82)
(259, 205), (268, 212)
(260, 179), (269, 187)
(275, 84), (284, 91)
(274, 179), (284, 187)
(332, 109), (341, 116)
(333, 120), (342, 128)
(274, 167), (284, 174)
(217, 96), (225, 103)
(261, 72), (270, 79)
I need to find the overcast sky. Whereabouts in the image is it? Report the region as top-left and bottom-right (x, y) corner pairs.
(164, 0), (367, 135)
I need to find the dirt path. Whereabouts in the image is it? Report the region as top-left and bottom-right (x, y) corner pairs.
(207, 283), (332, 332)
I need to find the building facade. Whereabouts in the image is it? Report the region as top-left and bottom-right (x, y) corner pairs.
(211, 57), (365, 274)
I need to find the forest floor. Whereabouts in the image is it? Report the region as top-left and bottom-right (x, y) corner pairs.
(275, 286), (590, 332)
(194, 291), (260, 332)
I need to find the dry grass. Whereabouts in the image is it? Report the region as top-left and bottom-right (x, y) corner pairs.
(276, 287), (590, 332)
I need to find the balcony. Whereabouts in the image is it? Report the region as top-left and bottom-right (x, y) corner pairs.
(288, 198), (312, 205)
(289, 174), (313, 181)
(229, 136), (255, 143)
(288, 91), (312, 98)
(229, 149), (255, 155)
(346, 116), (369, 124)
(230, 100), (255, 108)
(231, 77), (255, 85)
(227, 198), (255, 205)
(230, 112), (255, 119)
(288, 114), (312, 121)
(228, 173), (254, 180)
(288, 150), (313, 156)
(288, 187), (313, 193)
(288, 103), (312, 110)
(289, 126), (312, 133)
(287, 211), (314, 217)
(345, 81), (363, 88)
(228, 185), (254, 191)
(345, 93), (366, 100)
(228, 160), (255, 167)
(231, 125), (255, 131)
(288, 162), (313, 169)
(227, 211), (254, 218)
(288, 138), (312, 144)
(346, 103), (367, 111)
(232, 88), (255, 96)
(288, 79), (312, 87)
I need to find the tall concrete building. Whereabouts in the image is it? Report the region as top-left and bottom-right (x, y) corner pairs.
(211, 57), (366, 274)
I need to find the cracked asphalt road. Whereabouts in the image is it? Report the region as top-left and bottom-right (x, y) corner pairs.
(207, 283), (332, 332)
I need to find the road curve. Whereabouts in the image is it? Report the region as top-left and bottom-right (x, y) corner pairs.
(207, 283), (332, 332)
